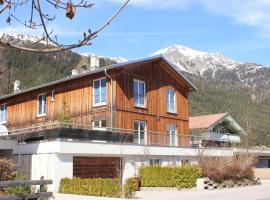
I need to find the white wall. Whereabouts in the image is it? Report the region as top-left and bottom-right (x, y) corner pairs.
(53, 154), (73, 192)
(31, 154), (55, 191)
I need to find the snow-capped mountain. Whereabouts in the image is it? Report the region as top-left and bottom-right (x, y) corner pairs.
(80, 52), (127, 63)
(0, 32), (52, 46)
(152, 44), (269, 88)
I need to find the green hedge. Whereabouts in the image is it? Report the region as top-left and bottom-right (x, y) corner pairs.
(175, 165), (202, 189)
(59, 178), (121, 198)
(139, 165), (202, 189)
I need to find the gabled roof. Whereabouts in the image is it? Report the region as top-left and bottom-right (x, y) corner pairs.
(189, 113), (227, 129)
(0, 55), (197, 101)
(189, 113), (245, 135)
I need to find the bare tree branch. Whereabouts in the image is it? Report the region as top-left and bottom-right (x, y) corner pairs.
(0, 0), (130, 53)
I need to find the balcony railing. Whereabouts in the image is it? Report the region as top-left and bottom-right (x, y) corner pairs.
(2, 123), (238, 148)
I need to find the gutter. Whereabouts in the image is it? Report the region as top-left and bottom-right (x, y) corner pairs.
(104, 69), (113, 128)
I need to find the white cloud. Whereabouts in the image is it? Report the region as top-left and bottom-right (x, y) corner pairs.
(110, 0), (270, 37)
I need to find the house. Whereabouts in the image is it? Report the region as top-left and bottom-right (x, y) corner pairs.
(0, 55), (235, 192)
(189, 113), (245, 147)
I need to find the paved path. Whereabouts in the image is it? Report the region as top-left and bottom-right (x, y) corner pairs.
(136, 181), (270, 200)
(54, 181), (270, 200)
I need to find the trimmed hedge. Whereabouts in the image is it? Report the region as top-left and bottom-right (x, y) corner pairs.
(139, 165), (202, 189)
(175, 165), (202, 189)
(59, 178), (121, 198)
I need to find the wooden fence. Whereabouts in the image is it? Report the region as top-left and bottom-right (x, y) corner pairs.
(0, 178), (53, 200)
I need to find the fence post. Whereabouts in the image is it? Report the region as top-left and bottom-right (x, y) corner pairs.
(40, 176), (45, 192)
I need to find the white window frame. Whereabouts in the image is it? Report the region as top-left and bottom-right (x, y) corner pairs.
(166, 89), (177, 113)
(37, 93), (46, 117)
(93, 77), (107, 107)
(133, 79), (146, 108)
(92, 119), (107, 131)
(134, 120), (147, 145)
(0, 103), (7, 124)
(166, 124), (177, 147)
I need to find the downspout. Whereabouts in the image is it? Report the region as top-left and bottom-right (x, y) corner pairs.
(104, 69), (113, 129)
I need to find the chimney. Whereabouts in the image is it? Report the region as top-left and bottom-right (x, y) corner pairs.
(90, 54), (100, 70)
(71, 69), (79, 76)
(14, 80), (21, 93)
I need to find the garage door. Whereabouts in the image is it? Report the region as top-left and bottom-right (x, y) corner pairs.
(73, 156), (121, 179)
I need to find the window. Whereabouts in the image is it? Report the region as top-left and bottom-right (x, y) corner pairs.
(166, 124), (177, 146)
(0, 104), (7, 123)
(93, 78), (106, 106)
(37, 93), (46, 117)
(133, 79), (146, 107)
(149, 159), (160, 165)
(166, 89), (176, 113)
(134, 120), (146, 145)
(181, 159), (189, 166)
(92, 119), (107, 131)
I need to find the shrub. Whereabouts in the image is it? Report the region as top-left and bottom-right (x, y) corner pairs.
(198, 154), (255, 182)
(0, 158), (17, 181)
(139, 165), (202, 189)
(6, 172), (32, 195)
(59, 177), (121, 198)
(123, 178), (136, 198)
(175, 165), (202, 189)
(139, 165), (177, 187)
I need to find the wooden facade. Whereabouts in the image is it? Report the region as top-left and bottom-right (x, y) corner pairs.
(0, 57), (195, 146)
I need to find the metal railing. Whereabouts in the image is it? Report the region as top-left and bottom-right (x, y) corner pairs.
(5, 122), (237, 148)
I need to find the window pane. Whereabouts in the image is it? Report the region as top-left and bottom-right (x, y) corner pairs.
(101, 120), (106, 127)
(94, 120), (100, 127)
(133, 80), (138, 105)
(43, 94), (46, 114)
(101, 79), (106, 103)
(38, 95), (43, 114)
(139, 82), (145, 105)
(94, 80), (100, 104)
(166, 89), (175, 112)
(167, 124), (176, 146)
(0, 105), (3, 121)
(3, 105), (6, 121)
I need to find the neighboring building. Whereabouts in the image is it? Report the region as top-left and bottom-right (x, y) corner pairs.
(1, 55), (227, 192)
(189, 113), (245, 147)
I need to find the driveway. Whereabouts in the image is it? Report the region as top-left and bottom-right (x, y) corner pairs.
(136, 181), (270, 200)
(54, 181), (270, 200)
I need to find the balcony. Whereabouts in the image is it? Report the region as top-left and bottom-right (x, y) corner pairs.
(0, 123), (237, 148)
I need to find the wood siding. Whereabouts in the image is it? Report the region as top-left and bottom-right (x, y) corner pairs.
(3, 72), (112, 129)
(0, 59), (192, 144)
(114, 61), (189, 136)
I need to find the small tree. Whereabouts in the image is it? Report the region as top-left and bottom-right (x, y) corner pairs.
(0, 158), (17, 181)
(57, 97), (72, 123)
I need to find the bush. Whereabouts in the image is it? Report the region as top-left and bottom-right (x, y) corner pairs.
(139, 165), (177, 187)
(139, 165), (202, 188)
(123, 178), (136, 198)
(0, 158), (17, 181)
(175, 165), (202, 189)
(198, 154), (255, 182)
(6, 173), (32, 195)
(59, 177), (121, 198)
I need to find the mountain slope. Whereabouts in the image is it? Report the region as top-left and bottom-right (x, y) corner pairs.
(153, 45), (270, 146)
(152, 45), (270, 89)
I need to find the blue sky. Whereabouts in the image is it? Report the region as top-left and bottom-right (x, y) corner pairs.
(1, 0), (270, 65)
